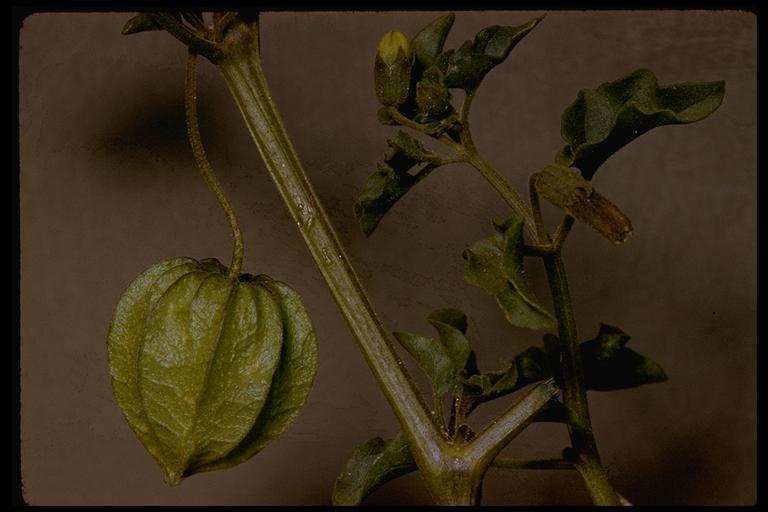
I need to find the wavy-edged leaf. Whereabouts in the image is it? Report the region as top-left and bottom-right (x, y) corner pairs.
(332, 432), (417, 505)
(393, 331), (453, 395)
(444, 16), (543, 90)
(427, 308), (471, 371)
(533, 164), (633, 245)
(354, 163), (418, 236)
(194, 278), (319, 473)
(556, 68), (725, 179)
(463, 346), (551, 405)
(354, 131), (440, 236)
(463, 220), (555, 330)
(580, 323), (668, 390)
(385, 130), (434, 168)
(411, 13), (456, 69)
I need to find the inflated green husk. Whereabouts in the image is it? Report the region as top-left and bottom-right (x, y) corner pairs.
(107, 257), (318, 485)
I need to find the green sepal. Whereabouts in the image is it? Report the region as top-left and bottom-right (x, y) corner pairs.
(332, 432), (417, 506)
(444, 16), (543, 90)
(557, 68), (725, 179)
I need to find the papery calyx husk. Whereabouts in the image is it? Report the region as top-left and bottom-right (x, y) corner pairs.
(107, 256), (318, 485)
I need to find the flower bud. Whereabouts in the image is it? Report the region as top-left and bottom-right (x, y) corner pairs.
(374, 31), (413, 107)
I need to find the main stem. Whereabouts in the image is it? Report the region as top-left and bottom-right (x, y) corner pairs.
(213, 19), (451, 499)
(542, 252), (620, 505)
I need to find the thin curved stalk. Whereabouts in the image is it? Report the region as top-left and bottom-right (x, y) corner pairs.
(185, 50), (244, 277)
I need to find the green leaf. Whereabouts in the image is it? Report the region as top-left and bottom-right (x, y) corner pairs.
(354, 163), (417, 236)
(444, 16), (543, 90)
(393, 331), (454, 395)
(580, 323), (668, 391)
(544, 324), (668, 392)
(533, 164), (633, 245)
(411, 13), (456, 69)
(385, 130), (434, 169)
(463, 219), (555, 330)
(194, 278), (319, 473)
(462, 346), (551, 405)
(557, 68), (725, 179)
(332, 432), (417, 505)
(427, 308), (471, 372)
(122, 13), (162, 35)
(354, 131), (438, 236)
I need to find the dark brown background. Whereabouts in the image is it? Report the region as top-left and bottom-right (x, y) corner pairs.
(19, 11), (756, 505)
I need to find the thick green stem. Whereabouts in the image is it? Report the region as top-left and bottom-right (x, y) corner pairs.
(214, 18), (449, 497)
(543, 252), (620, 505)
(185, 50), (244, 277)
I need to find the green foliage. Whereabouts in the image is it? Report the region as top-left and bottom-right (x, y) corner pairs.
(393, 331), (455, 395)
(411, 13), (456, 69)
(463, 346), (551, 406)
(107, 257), (318, 485)
(579, 323), (668, 390)
(443, 17), (543, 90)
(332, 432), (417, 505)
(463, 217), (556, 330)
(353, 131), (440, 236)
(122, 13), (162, 35)
(556, 68), (725, 179)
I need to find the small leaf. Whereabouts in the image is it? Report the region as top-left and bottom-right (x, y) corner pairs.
(385, 130), (434, 169)
(580, 323), (668, 390)
(332, 432), (417, 505)
(557, 68), (725, 179)
(427, 308), (471, 372)
(411, 13), (456, 69)
(444, 16), (543, 90)
(533, 164), (633, 245)
(354, 164), (417, 236)
(463, 220), (555, 330)
(393, 331), (454, 395)
(499, 215), (558, 312)
(122, 13), (162, 35)
(427, 307), (468, 334)
(354, 132), (440, 236)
